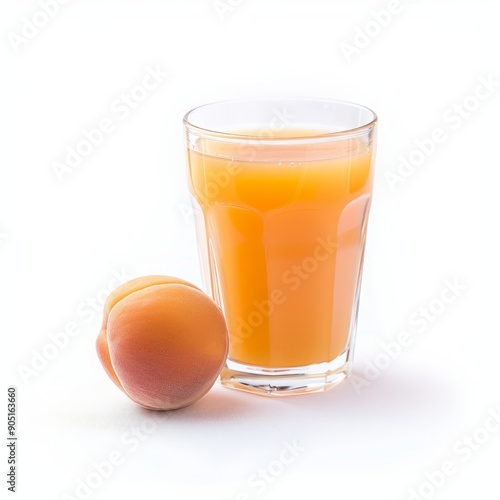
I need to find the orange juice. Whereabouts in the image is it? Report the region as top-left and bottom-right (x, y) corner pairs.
(187, 131), (374, 368)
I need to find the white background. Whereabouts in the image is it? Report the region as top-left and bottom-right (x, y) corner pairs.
(2, 1), (500, 499)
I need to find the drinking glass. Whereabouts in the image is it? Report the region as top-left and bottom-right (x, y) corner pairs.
(183, 98), (377, 396)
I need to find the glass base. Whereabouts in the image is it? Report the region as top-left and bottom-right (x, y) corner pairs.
(220, 350), (351, 397)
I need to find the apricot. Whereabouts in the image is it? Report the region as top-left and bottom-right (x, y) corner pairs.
(96, 275), (228, 410)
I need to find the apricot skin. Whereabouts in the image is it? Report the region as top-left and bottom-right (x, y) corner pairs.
(96, 276), (228, 410)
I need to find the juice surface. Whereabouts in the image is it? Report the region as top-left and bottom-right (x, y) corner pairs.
(187, 131), (374, 368)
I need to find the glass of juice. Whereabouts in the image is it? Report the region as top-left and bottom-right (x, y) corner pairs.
(183, 98), (377, 396)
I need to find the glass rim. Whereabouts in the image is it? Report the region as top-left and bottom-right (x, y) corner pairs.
(183, 97), (377, 144)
